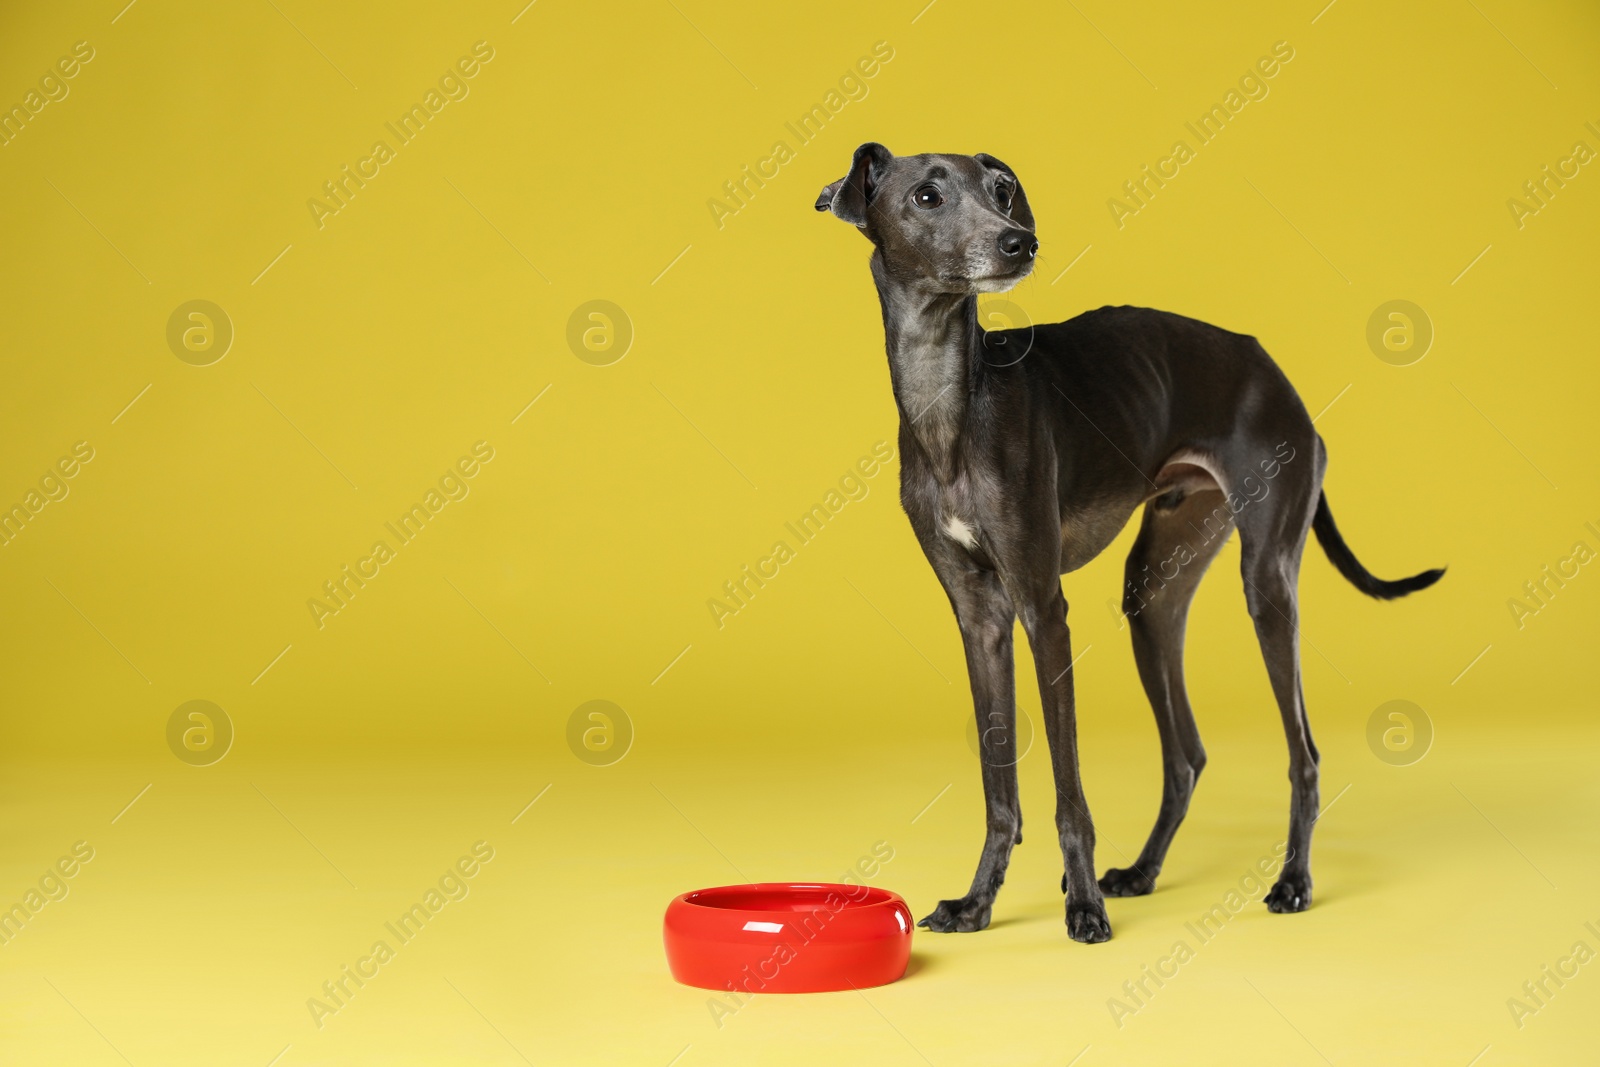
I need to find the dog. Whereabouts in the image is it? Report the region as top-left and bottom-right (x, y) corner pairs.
(814, 144), (1442, 943)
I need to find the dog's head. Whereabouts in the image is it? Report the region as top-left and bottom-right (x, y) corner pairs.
(816, 143), (1037, 294)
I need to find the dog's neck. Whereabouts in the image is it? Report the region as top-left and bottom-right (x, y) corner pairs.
(873, 260), (979, 477)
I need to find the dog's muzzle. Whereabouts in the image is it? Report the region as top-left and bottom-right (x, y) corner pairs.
(997, 228), (1039, 261)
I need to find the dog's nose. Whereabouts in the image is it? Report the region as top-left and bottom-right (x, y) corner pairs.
(997, 229), (1038, 260)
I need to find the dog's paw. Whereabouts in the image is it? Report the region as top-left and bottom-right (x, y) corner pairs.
(917, 897), (992, 933)
(1264, 874), (1312, 913)
(1097, 866), (1157, 897)
(1066, 901), (1112, 943)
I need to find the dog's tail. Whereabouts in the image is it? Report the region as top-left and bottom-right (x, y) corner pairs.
(1311, 492), (1444, 600)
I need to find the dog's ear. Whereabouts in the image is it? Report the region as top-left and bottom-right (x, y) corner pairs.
(814, 178), (847, 213)
(975, 153), (1034, 232)
(815, 142), (893, 227)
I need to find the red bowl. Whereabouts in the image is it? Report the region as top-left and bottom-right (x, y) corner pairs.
(664, 882), (913, 993)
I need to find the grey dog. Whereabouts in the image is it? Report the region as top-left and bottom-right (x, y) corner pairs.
(815, 143), (1442, 942)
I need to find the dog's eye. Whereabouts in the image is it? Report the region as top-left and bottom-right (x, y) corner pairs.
(995, 182), (1015, 211)
(912, 184), (944, 209)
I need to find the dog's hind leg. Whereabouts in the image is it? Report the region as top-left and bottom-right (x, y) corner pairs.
(1098, 489), (1233, 897)
(917, 563), (1023, 934)
(1234, 447), (1322, 913)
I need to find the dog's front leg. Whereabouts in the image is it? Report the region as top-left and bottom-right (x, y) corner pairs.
(915, 554), (1022, 934)
(1014, 581), (1112, 943)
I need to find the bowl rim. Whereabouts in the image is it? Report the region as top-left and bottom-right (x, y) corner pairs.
(674, 881), (904, 915)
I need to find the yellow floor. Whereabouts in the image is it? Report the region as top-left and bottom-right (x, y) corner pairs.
(3, 714), (1596, 1065)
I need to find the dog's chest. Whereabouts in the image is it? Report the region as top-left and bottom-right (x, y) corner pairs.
(941, 513), (978, 549)
(930, 474), (996, 565)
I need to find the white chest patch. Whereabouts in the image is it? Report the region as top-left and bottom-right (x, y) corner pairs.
(942, 515), (978, 549)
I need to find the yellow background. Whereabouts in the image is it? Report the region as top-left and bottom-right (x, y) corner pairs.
(2, 0), (1597, 1063)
